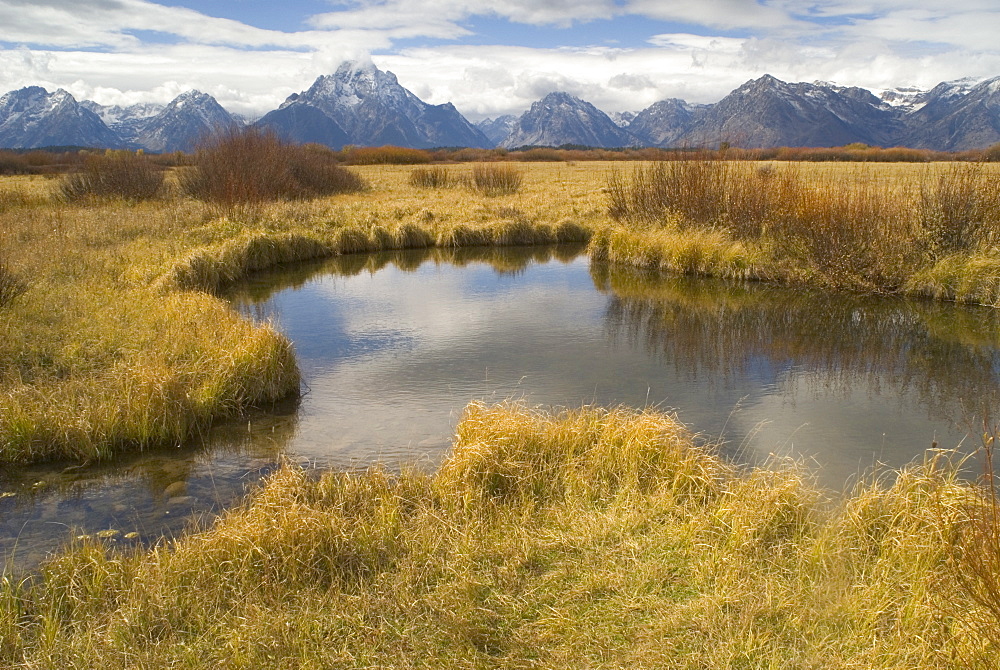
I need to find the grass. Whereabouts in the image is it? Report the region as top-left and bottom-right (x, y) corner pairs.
(605, 160), (1000, 297)
(0, 402), (995, 668)
(410, 166), (453, 188)
(4, 159), (1000, 665)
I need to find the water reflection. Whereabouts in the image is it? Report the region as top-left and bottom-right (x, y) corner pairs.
(594, 264), (1000, 433)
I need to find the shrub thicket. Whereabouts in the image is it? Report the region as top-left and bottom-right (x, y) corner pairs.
(471, 163), (523, 196)
(59, 150), (164, 202)
(606, 160), (984, 289)
(343, 145), (433, 165)
(181, 127), (367, 215)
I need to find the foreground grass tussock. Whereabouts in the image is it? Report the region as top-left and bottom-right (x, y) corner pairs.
(1, 403), (993, 668)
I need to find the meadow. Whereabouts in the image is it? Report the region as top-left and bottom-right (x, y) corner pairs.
(2, 149), (1000, 667)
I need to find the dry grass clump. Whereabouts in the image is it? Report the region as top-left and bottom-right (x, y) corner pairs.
(59, 150), (164, 202)
(0, 255), (26, 308)
(949, 441), (1000, 665)
(181, 126), (367, 216)
(0, 402), (989, 668)
(0, 289), (299, 463)
(471, 163), (524, 196)
(409, 165), (452, 188)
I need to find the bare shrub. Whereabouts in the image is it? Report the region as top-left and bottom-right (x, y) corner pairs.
(607, 160), (922, 288)
(59, 151), (164, 202)
(471, 164), (523, 196)
(181, 126), (367, 216)
(409, 166), (451, 188)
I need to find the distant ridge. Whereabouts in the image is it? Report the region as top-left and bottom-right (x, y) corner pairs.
(1, 69), (999, 151)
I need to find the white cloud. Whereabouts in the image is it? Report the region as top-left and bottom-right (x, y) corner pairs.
(626, 0), (799, 30)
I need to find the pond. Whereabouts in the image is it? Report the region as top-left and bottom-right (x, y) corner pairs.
(3, 244), (998, 571)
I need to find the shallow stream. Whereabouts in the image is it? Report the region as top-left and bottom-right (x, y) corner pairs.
(3, 244), (998, 570)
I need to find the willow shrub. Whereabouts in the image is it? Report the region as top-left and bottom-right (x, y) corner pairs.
(59, 150), (165, 202)
(181, 126), (367, 216)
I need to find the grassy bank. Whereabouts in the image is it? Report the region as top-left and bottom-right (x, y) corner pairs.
(0, 163), (600, 464)
(604, 160), (1000, 300)
(1, 402), (995, 668)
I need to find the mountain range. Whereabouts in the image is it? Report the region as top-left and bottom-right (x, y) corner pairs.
(1, 62), (999, 152)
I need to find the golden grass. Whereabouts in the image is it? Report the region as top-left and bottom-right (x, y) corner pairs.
(604, 160), (1000, 295)
(0, 402), (993, 668)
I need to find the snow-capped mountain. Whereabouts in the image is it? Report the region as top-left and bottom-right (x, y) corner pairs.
(609, 111), (638, 128)
(131, 91), (239, 152)
(662, 75), (901, 149)
(0, 87), (124, 149)
(475, 115), (518, 146)
(80, 100), (165, 145)
(258, 61), (491, 149)
(900, 76), (1000, 151)
(499, 92), (638, 149)
(626, 99), (700, 148)
(2, 70), (999, 152)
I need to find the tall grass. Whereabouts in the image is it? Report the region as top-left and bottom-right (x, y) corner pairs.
(471, 163), (524, 196)
(0, 402), (989, 667)
(409, 166), (452, 188)
(950, 439), (1000, 665)
(606, 160), (1000, 293)
(921, 163), (1000, 255)
(59, 151), (164, 202)
(0, 255), (25, 308)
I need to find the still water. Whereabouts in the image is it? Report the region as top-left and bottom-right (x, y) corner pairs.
(3, 245), (999, 570)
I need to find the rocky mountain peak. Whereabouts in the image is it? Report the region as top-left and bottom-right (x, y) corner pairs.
(259, 61), (490, 150)
(0, 86), (122, 149)
(500, 90), (638, 149)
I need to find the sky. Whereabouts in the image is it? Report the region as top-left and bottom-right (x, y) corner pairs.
(1, 0), (999, 120)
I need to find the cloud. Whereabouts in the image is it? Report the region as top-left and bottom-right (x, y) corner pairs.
(0, 0), (314, 49)
(311, 0), (619, 33)
(626, 0), (799, 30)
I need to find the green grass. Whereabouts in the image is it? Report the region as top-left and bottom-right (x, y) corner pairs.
(1, 402), (994, 668)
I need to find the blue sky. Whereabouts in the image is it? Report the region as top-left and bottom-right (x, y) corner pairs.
(1, 0), (998, 118)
